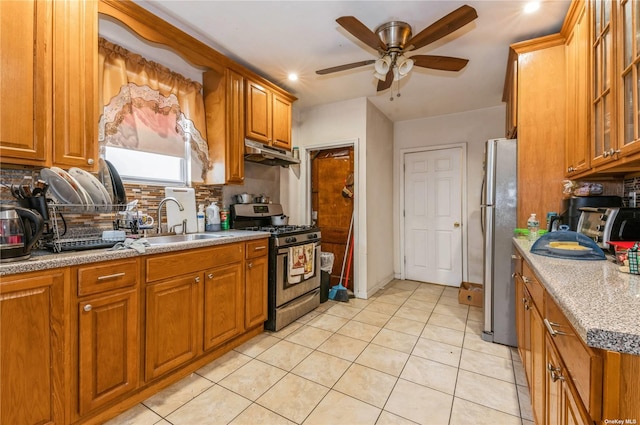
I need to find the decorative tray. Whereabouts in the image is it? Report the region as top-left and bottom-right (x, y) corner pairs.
(530, 226), (605, 260)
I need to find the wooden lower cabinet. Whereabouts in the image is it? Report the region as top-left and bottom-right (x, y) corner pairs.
(203, 263), (244, 350)
(245, 240), (268, 329)
(530, 302), (547, 425)
(145, 273), (201, 381)
(0, 269), (67, 425)
(78, 288), (139, 415)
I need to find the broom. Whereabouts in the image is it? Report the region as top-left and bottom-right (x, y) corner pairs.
(329, 211), (353, 302)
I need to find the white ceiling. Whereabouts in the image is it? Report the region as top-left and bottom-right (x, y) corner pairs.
(133, 0), (571, 122)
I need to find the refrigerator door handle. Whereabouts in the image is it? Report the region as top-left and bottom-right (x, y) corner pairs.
(482, 205), (494, 338)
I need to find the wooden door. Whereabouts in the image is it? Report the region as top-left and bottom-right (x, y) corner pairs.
(272, 93), (292, 150)
(203, 263), (244, 350)
(0, 0), (50, 166)
(565, 3), (591, 176)
(404, 148), (462, 286)
(51, 0), (98, 171)
(245, 80), (271, 144)
(78, 288), (139, 415)
(145, 274), (200, 380)
(245, 254), (268, 329)
(1, 270), (66, 425)
(311, 147), (354, 288)
(530, 304), (547, 425)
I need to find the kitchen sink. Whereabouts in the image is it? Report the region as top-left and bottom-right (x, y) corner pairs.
(146, 233), (231, 245)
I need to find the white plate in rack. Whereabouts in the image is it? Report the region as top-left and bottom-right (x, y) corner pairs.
(68, 167), (111, 212)
(40, 168), (83, 205)
(50, 167), (93, 209)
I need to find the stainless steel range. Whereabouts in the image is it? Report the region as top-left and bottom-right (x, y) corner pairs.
(231, 203), (321, 331)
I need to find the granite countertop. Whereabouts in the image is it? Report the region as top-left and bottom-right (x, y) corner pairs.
(0, 230), (271, 277)
(513, 238), (640, 356)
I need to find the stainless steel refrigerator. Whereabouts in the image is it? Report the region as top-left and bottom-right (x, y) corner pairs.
(480, 138), (517, 347)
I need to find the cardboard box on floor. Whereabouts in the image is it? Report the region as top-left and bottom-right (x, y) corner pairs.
(458, 282), (483, 307)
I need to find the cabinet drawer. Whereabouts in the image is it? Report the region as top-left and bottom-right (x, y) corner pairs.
(246, 239), (268, 259)
(544, 294), (602, 420)
(146, 243), (243, 282)
(522, 262), (544, 311)
(77, 259), (138, 296)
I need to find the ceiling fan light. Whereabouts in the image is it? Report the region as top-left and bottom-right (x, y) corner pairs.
(393, 67), (409, 81)
(397, 57), (414, 76)
(374, 56), (391, 75)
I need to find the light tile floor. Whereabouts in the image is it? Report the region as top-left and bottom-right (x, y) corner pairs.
(106, 280), (534, 425)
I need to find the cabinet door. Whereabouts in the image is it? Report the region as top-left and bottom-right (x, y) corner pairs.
(78, 288), (139, 415)
(617, 0), (640, 158)
(591, 0), (616, 166)
(272, 93), (292, 150)
(0, 0), (50, 165)
(245, 80), (272, 144)
(530, 304), (546, 425)
(565, 3), (591, 176)
(226, 69), (245, 184)
(546, 334), (564, 425)
(515, 273), (529, 371)
(203, 263), (244, 350)
(51, 0), (98, 170)
(146, 274), (200, 380)
(245, 254), (268, 329)
(1, 270), (66, 425)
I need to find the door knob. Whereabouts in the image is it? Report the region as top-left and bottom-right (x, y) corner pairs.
(454, 222), (460, 228)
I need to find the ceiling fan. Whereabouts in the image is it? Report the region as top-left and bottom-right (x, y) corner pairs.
(316, 5), (478, 92)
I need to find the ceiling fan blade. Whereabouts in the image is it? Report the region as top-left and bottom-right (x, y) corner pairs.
(336, 16), (387, 51)
(316, 59), (376, 75)
(406, 5), (478, 51)
(411, 55), (469, 71)
(377, 69), (394, 92)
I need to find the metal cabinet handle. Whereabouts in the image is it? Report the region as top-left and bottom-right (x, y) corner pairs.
(208, 273), (214, 279)
(547, 362), (564, 382)
(544, 318), (568, 336)
(87, 158), (95, 165)
(195, 277), (200, 283)
(97, 272), (125, 281)
(254, 246), (267, 251)
(522, 276), (531, 284)
(247, 262), (253, 269)
(83, 304), (92, 312)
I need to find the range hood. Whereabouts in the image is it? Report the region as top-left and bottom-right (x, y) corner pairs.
(244, 139), (300, 167)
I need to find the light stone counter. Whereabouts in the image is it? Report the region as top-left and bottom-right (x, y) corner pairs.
(513, 238), (640, 356)
(0, 230), (271, 277)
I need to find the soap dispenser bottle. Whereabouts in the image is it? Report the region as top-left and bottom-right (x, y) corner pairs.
(197, 204), (206, 233)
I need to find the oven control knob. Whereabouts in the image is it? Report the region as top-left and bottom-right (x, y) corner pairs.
(307, 233), (318, 239)
(596, 225), (604, 231)
(599, 214), (608, 221)
(286, 237), (297, 243)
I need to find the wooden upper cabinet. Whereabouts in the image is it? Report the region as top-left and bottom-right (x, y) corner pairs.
(503, 49), (518, 139)
(616, 0), (640, 158)
(0, 0), (50, 165)
(565, 1), (591, 176)
(245, 79), (293, 150)
(203, 67), (245, 185)
(272, 93), (292, 150)
(0, 0), (97, 170)
(245, 80), (272, 144)
(51, 0), (98, 171)
(591, 0), (616, 166)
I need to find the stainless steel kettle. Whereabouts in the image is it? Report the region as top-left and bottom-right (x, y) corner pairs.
(0, 205), (44, 262)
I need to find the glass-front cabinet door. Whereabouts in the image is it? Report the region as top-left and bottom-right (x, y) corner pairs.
(592, 0), (616, 166)
(618, 0), (640, 157)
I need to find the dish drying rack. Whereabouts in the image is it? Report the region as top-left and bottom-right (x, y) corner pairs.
(44, 203), (144, 253)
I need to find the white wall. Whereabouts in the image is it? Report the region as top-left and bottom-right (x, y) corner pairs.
(283, 97), (395, 298)
(364, 101), (395, 296)
(394, 105), (505, 284)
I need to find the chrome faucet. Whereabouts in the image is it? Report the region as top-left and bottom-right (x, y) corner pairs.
(156, 197), (184, 234)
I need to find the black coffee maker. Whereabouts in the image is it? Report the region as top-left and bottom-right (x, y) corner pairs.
(551, 196), (623, 231)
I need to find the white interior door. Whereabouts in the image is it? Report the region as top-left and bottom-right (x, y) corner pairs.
(404, 148), (462, 286)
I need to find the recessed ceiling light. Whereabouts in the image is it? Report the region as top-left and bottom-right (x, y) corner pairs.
(288, 73), (298, 81)
(524, 1), (540, 14)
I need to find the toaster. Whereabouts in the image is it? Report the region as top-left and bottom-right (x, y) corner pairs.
(577, 207), (640, 250)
